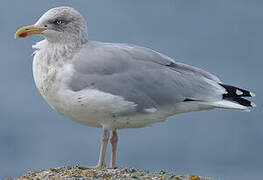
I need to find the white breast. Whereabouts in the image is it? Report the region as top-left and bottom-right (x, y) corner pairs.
(33, 47), (145, 129)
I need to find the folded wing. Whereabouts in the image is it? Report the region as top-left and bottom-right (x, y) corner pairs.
(68, 41), (254, 113)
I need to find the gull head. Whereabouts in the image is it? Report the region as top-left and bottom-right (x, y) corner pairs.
(15, 7), (88, 44)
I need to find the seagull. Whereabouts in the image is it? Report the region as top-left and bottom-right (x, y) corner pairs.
(15, 6), (255, 168)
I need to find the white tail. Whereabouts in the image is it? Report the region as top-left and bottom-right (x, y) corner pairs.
(197, 100), (250, 111)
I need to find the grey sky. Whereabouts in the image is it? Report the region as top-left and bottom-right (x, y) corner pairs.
(0, 1), (262, 180)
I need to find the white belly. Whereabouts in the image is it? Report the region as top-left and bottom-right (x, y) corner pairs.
(35, 83), (169, 129)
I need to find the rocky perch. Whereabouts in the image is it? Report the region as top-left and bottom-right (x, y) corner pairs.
(13, 166), (216, 180)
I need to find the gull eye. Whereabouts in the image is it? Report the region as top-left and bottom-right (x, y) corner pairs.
(55, 19), (63, 25)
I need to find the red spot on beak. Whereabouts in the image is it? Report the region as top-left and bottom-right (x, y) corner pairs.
(19, 33), (28, 38)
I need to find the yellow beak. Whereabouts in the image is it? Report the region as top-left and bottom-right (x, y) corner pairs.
(15, 25), (46, 39)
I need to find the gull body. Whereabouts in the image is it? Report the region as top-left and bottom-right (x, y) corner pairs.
(32, 40), (219, 130)
(15, 6), (255, 168)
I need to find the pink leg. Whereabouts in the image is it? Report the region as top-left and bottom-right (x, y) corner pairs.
(96, 129), (110, 167)
(79, 129), (109, 169)
(110, 130), (118, 168)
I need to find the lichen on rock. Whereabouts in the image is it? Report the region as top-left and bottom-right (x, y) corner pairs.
(14, 166), (216, 180)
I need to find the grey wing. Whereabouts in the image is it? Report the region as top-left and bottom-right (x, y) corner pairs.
(69, 41), (225, 112)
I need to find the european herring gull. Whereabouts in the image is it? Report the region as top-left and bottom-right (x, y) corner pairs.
(15, 6), (255, 168)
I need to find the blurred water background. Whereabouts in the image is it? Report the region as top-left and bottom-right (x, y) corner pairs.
(0, 1), (262, 179)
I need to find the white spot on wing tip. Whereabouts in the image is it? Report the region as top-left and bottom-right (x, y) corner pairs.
(236, 89), (243, 95)
(250, 92), (256, 97)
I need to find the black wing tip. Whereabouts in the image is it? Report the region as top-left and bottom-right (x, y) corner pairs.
(230, 97), (256, 107)
(183, 98), (195, 102)
(219, 83), (256, 108)
(219, 83), (255, 98)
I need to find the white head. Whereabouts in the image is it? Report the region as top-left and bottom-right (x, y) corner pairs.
(15, 7), (88, 44)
